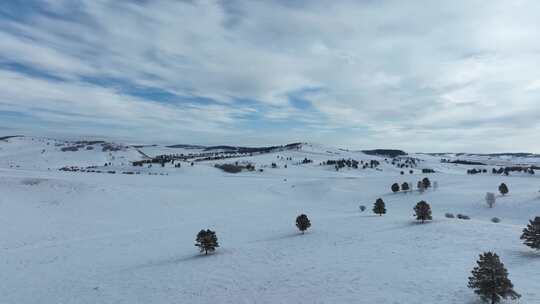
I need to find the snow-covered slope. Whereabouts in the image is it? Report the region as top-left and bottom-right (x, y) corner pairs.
(1, 136), (539, 303)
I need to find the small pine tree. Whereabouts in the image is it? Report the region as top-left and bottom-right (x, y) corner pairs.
(401, 182), (410, 192)
(422, 177), (431, 189)
(485, 192), (496, 208)
(359, 205), (366, 212)
(296, 214), (311, 234)
(468, 252), (520, 304)
(195, 229), (219, 255)
(520, 216), (540, 250)
(414, 200), (432, 223)
(391, 183), (400, 193)
(373, 198), (386, 216)
(498, 183), (509, 196)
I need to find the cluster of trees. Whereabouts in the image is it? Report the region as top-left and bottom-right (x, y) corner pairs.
(319, 159), (381, 171)
(493, 167), (536, 176)
(441, 159), (486, 166)
(322, 158), (360, 170)
(132, 149), (258, 167)
(492, 166), (535, 176)
(468, 168), (488, 175)
(390, 177), (437, 193)
(391, 182), (412, 193)
(214, 163), (255, 173)
(370, 198), (432, 223)
(390, 156), (418, 168)
(465, 167), (536, 176)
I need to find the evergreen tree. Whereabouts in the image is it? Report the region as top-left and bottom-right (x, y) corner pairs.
(498, 183), (509, 196)
(401, 182), (410, 192)
(391, 183), (400, 193)
(373, 198), (386, 216)
(195, 229), (219, 255)
(468, 252), (520, 304)
(520, 216), (540, 250)
(414, 200), (432, 223)
(296, 214), (311, 234)
(422, 177), (431, 189)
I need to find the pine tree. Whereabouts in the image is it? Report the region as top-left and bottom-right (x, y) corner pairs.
(468, 252), (520, 304)
(401, 182), (410, 192)
(373, 198), (386, 216)
(520, 216), (540, 250)
(296, 214), (311, 234)
(414, 200), (432, 223)
(195, 229), (219, 255)
(391, 183), (400, 193)
(498, 183), (509, 196)
(422, 177), (431, 189)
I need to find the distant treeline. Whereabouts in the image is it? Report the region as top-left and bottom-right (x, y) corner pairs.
(362, 149), (407, 158)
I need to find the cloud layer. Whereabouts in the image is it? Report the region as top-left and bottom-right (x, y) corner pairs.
(1, 0), (540, 151)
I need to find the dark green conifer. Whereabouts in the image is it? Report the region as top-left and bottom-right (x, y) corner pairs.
(296, 214), (311, 234)
(401, 182), (410, 192)
(498, 183), (509, 195)
(373, 198), (386, 216)
(195, 229), (219, 255)
(468, 252), (520, 304)
(520, 216), (540, 250)
(414, 200), (432, 223)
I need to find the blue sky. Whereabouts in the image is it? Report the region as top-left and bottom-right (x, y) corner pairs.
(1, 1), (540, 152)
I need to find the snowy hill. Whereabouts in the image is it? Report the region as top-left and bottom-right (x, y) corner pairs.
(1, 136), (539, 303)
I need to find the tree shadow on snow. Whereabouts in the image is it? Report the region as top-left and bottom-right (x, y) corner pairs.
(507, 248), (540, 262)
(127, 250), (227, 271)
(249, 232), (306, 244)
(372, 220), (439, 233)
(360, 214), (385, 218)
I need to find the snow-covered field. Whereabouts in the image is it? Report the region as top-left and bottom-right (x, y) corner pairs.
(1, 136), (539, 303)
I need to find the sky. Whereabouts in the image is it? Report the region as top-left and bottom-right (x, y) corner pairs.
(1, 0), (540, 152)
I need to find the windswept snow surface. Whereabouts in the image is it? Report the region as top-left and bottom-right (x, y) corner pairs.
(1, 137), (539, 303)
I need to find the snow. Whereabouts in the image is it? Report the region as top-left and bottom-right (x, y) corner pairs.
(1, 136), (539, 303)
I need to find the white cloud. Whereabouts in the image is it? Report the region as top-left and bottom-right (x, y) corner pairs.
(1, 0), (540, 151)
